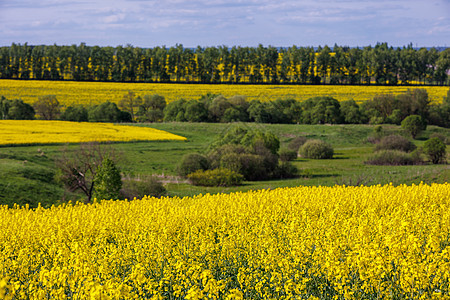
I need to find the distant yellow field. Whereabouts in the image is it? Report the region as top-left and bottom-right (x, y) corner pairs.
(0, 79), (448, 106)
(0, 120), (186, 145)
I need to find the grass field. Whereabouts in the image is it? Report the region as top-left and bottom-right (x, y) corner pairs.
(0, 122), (448, 207)
(0, 79), (448, 106)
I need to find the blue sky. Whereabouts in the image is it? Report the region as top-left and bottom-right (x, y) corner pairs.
(0, 0), (449, 48)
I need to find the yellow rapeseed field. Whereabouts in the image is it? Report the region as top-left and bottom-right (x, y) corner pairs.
(0, 79), (448, 106)
(0, 120), (186, 145)
(1, 184), (449, 299)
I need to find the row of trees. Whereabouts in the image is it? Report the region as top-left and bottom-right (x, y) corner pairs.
(1, 89), (449, 128)
(1, 43), (449, 85)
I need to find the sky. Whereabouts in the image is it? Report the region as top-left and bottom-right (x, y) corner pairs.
(0, 0), (449, 48)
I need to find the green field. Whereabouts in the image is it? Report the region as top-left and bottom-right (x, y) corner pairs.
(0, 122), (448, 207)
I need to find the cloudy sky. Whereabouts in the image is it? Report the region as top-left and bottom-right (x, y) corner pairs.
(0, 0), (449, 48)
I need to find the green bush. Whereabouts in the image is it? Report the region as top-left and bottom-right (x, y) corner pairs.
(430, 133), (450, 145)
(120, 176), (166, 199)
(177, 153), (209, 177)
(279, 148), (298, 162)
(374, 135), (417, 153)
(187, 168), (244, 187)
(273, 161), (298, 179)
(365, 150), (423, 166)
(423, 138), (447, 164)
(299, 139), (334, 159)
(287, 136), (307, 152)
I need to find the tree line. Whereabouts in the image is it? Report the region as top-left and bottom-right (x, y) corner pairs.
(0, 43), (449, 85)
(1, 88), (449, 128)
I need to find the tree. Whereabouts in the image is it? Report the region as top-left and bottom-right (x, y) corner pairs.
(423, 138), (446, 164)
(137, 94), (166, 122)
(33, 95), (61, 120)
(60, 105), (88, 122)
(401, 115), (426, 139)
(88, 102), (131, 122)
(55, 142), (120, 203)
(118, 91), (142, 121)
(92, 158), (122, 200)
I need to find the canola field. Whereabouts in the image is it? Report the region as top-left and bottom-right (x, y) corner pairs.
(0, 79), (448, 106)
(0, 120), (186, 146)
(1, 184), (449, 299)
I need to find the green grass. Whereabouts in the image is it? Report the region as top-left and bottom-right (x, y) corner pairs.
(0, 122), (448, 207)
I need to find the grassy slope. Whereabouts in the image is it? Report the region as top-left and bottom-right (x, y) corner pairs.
(0, 122), (449, 207)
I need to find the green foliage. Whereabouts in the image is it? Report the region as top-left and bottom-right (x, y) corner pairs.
(423, 138), (447, 164)
(88, 102), (131, 122)
(7, 99), (35, 120)
(187, 168), (244, 187)
(340, 100), (365, 124)
(33, 95), (61, 120)
(287, 136), (307, 152)
(93, 158), (122, 200)
(401, 115), (426, 139)
(279, 148), (298, 162)
(136, 94), (166, 122)
(374, 135), (417, 153)
(300, 97), (342, 124)
(365, 150), (423, 166)
(61, 105), (88, 122)
(177, 153), (209, 177)
(299, 139), (334, 159)
(120, 176), (166, 199)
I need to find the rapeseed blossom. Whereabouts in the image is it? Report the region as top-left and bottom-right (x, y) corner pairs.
(0, 120), (186, 145)
(0, 79), (447, 105)
(0, 183), (449, 299)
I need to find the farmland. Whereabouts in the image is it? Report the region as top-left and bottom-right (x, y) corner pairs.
(0, 120), (186, 146)
(1, 183), (449, 299)
(0, 79), (448, 106)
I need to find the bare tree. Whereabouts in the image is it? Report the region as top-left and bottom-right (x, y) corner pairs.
(55, 142), (121, 203)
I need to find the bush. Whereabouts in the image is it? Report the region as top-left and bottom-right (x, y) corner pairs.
(365, 150), (423, 165)
(430, 133), (450, 145)
(187, 168), (244, 187)
(61, 105), (88, 122)
(287, 136), (307, 152)
(367, 125), (385, 144)
(273, 161), (298, 179)
(177, 153), (209, 177)
(423, 138), (447, 164)
(299, 139), (334, 159)
(120, 176), (166, 199)
(374, 135), (417, 153)
(279, 148), (298, 162)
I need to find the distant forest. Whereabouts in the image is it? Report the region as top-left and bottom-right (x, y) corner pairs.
(0, 43), (449, 85)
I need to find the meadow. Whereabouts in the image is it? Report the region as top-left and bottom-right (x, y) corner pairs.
(0, 79), (448, 106)
(1, 183), (449, 299)
(0, 122), (448, 207)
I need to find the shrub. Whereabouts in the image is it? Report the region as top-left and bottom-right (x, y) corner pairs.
(423, 138), (447, 164)
(273, 161), (299, 179)
(430, 133), (450, 145)
(93, 158), (122, 200)
(279, 148), (298, 162)
(187, 168), (244, 187)
(365, 150), (423, 166)
(61, 105), (88, 122)
(120, 176), (166, 199)
(299, 139), (334, 159)
(367, 125), (385, 144)
(374, 135), (417, 153)
(401, 115), (426, 139)
(287, 136), (307, 152)
(177, 153), (209, 177)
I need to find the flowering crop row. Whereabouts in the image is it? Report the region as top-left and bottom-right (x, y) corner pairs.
(1, 183), (449, 299)
(0, 120), (186, 145)
(0, 79), (448, 106)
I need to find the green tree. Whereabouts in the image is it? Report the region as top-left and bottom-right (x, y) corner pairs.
(33, 95), (61, 120)
(118, 91), (142, 121)
(423, 138), (446, 164)
(61, 105), (88, 122)
(401, 115), (426, 139)
(92, 158), (122, 200)
(88, 102), (131, 122)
